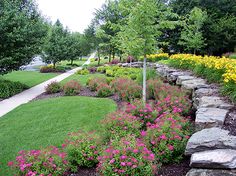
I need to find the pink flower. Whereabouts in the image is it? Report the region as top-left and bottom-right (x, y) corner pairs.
(90, 146), (96, 149)
(160, 134), (167, 140)
(133, 149), (139, 153)
(120, 155), (127, 160)
(140, 130), (147, 137)
(7, 161), (14, 167)
(110, 159), (115, 164)
(121, 162), (126, 166)
(168, 145), (174, 151)
(127, 162), (132, 166)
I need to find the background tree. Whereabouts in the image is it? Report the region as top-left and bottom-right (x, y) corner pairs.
(43, 20), (68, 68)
(0, 0), (48, 74)
(178, 7), (207, 54)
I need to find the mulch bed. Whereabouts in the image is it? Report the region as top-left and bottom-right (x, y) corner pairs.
(69, 157), (190, 176)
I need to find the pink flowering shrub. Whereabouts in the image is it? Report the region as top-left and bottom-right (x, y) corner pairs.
(63, 131), (101, 171)
(97, 135), (158, 176)
(96, 83), (114, 97)
(63, 80), (81, 96)
(111, 78), (142, 102)
(143, 114), (191, 163)
(101, 112), (142, 139)
(8, 146), (68, 176)
(147, 79), (191, 115)
(87, 77), (107, 91)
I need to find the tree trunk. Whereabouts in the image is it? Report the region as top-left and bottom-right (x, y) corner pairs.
(143, 56), (147, 104)
(194, 49), (196, 55)
(98, 48), (101, 66)
(70, 59), (73, 65)
(112, 49), (115, 60)
(53, 62), (56, 69)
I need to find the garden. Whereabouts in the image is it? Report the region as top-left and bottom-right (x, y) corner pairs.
(1, 0), (236, 175)
(1, 61), (194, 176)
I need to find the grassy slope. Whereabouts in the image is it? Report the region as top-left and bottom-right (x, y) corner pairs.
(0, 71), (58, 87)
(61, 73), (106, 86)
(58, 60), (86, 68)
(0, 96), (116, 175)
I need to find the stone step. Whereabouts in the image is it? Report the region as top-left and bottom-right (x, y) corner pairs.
(195, 108), (228, 131)
(186, 169), (236, 176)
(185, 127), (236, 155)
(190, 149), (236, 169)
(176, 75), (196, 85)
(181, 79), (209, 91)
(198, 96), (233, 110)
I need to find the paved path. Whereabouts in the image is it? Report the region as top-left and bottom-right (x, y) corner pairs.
(0, 53), (95, 118)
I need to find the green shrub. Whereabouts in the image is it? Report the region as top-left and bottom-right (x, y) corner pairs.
(63, 80), (81, 96)
(0, 80), (28, 98)
(64, 131), (101, 171)
(45, 81), (61, 94)
(96, 83), (114, 97)
(229, 54), (236, 59)
(97, 66), (107, 73)
(221, 81), (236, 102)
(77, 69), (89, 75)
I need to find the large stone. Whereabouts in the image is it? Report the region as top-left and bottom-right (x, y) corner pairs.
(176, 75), (195, 85)
(185, 127), (236, 155)
(195, 108), (228, 131)
(181, 79), (209, 91)
(198, 96), (233, 110)
(190, 149), (236, 169)
(166, 71), (185, 82)
(192, 88), (219, 109)
(186, 169), (236, 176)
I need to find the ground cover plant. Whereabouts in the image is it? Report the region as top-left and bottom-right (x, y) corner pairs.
(0, 97), (116, 175)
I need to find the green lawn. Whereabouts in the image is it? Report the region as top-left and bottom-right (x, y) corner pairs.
(0, 96), (116, 175)
(61, 73), (106, 86)
(0, 71), (58, 87)
(85, 58), (109, 68)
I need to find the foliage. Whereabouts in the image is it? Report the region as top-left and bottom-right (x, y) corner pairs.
(97, 135), (157, 176)
(87, 77), (107, 91)
(0, 80), (28, 99)
(0, 0), (48, 75)
(63, 80), (81, 96)
(45, 81), (61, 94)
(111, 78), (142, 102)
(96, 83), (114, 97)
(143, 114), (191, 163)
(178, 7), (207, 54)
(64, 131), (101, 171)
(8, 146), (69, 176)
(43, 20), (69, 68)
(76, 69), (89, 75)
(101, 112), (142, 139)
(146, 53), (169, 62)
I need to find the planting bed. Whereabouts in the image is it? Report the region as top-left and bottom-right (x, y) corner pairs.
(6, 64), (196, 176)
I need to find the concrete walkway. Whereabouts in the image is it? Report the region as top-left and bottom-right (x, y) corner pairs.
(0, 53), (96, 118)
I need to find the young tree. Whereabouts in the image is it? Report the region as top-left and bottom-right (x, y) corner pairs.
(178, 7), (207, 54)
(118, 0), (158, 103)
(43, 20), (68, 68)
(0, 0), (48, 74)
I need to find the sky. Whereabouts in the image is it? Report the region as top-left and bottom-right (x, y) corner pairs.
(36, 0), (106, 33)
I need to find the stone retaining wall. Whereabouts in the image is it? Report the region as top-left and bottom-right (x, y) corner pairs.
(122, 62), (236, 176)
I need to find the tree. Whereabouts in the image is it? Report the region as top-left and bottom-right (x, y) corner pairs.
(0, 0), (48, 74)
(65, 32), (83, 65)
(178, 7), (207, 54)
(118, 0), (158, 103)
(43, 20), (68, 68)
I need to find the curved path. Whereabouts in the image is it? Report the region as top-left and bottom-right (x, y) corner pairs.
(0, 53), (95, 118)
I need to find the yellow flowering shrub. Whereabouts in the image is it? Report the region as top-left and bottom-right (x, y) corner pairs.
(146, 53), (169, 62)
(169, 54), (236, 84)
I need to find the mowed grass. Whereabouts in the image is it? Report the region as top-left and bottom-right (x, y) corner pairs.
(0, 71), (58, 87)
(61, 73), (106, 86)
(58, 59), (86, 68)
(0, 96), (117, 175)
